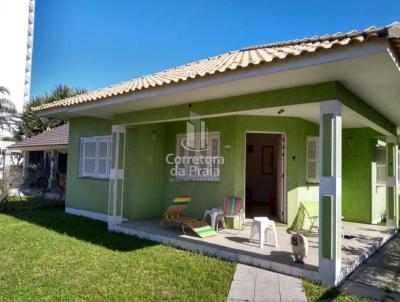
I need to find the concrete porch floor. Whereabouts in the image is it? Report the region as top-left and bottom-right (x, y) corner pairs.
(109, 219), (396, 283)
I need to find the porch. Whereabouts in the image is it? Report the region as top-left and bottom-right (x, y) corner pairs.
(105, 97), (400, 286)
(109, 218), (396, 284)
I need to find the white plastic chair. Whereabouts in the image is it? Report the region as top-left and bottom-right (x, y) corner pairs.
(249, 217), (278, 248)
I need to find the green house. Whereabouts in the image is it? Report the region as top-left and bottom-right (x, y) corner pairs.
(34, 23), (400, 285)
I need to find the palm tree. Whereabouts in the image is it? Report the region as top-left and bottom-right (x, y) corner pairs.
(0, 86), (17, 131)
(15, 84), (86, 140)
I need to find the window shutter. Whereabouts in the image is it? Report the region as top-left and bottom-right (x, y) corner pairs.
(79, 136), (112, 178)
(83, 140), (96, 175)
(175, 136), (186, 179)
(306, 136), (319, 183)
(79, 139), (84, 176)
(98, 140), (109, 177)
(376, 146), (386, 184)
(210, 135), (220, 180)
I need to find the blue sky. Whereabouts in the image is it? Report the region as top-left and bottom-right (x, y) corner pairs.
(31, 0), (400, 98)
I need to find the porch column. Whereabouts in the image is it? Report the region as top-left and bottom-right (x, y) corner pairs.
(386, 137), (399, 229)
(48, 150), (58, 190)
(22, 151), (29, 176)
(319, 100), (342, 285)
(108, 125), (126, 225)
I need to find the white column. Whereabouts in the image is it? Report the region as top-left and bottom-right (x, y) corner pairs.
(319, 100), (342, 286)
(108, 125), (126, 226)
(48, 150), (55, 190)
(386, 137), (399, 229)
(22, 151), (29, 176)
(395, 144), (399, 229)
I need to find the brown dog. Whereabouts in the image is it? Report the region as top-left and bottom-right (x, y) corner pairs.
(291, 233), (309, 264)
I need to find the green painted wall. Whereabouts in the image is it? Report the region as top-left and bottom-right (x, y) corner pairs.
(65, 83), (394, 226)
(119, 115), (319, 225)
(123, 124), (167, 220)
(66, 116), (388, 226)
(163, 117), (237, 218)
(66, 117), (113, 214)
(342, 128), (384, 223)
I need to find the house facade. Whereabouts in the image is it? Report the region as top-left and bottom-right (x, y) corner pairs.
(8, 123), (69, 190)
(34, 23), (400, 285)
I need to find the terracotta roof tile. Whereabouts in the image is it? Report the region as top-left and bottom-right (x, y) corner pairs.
(32, 22), (400, 113)
(8, 123), (69, 149)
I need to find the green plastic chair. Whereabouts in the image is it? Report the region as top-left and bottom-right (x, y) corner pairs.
(288, 201), (319, 234)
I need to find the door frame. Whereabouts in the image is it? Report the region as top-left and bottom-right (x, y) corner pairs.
(244, 131), (287, 223)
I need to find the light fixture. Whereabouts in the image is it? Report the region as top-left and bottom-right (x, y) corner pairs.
(152, 131), (158, 142)
(347, 137), (353, 148)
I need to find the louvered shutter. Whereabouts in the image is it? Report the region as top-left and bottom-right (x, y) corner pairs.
(176, 135), (187, 179)
(376, 146), (386, 184)
(210, 134), (220, 181)
(306, 136), (319, 183)
(79, 139), (84, 176)
(98, 139), (110, 178)
(79, 136), (112, 178)
(83, 140), (97, 176)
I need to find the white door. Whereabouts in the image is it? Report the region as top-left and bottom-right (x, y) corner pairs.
(276, 134), (285, 222)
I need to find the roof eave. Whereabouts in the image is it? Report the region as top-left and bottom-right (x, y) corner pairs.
(37, 40), (393, 120)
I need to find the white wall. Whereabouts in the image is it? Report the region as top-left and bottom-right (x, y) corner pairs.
(0, 0), (35, 136)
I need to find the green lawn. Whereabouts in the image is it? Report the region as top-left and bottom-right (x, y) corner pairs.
(0, 207), (235, 301)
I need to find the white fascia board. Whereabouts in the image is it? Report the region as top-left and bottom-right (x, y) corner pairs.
(36, 41), (390, 119)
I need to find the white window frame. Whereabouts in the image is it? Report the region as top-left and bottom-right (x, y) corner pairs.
(375, 144), (387, 185)
(175, 132), (220, 182)
(306, 136), (319, 183)
(79, 136), (112, 179)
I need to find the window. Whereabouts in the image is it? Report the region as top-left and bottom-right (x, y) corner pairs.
(398, 150), (400, 183)
(79, 136), (112, 178)
(306, 136), (319, 183)
(375, 143), (386, 185)
(175, 132), (220, 182)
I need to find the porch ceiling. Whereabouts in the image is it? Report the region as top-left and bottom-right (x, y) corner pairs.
(42, 40), (400, 133)
(241, 102), (386, 133)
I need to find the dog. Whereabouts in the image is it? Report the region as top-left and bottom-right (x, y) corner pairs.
(291, 233), (309, 264)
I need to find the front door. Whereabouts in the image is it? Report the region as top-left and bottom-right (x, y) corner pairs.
(245, 133), (285, 221)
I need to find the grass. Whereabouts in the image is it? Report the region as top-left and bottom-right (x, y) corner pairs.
(0, 206), (235, 301)
(303, 280), (369, 302)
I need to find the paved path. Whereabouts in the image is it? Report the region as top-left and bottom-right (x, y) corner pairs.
(227, 264), (307, 302)
(341, 233), (400, 301)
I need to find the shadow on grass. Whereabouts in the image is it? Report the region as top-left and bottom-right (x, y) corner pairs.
(3, 207), (157, 252)
(314, 287), (342, 301)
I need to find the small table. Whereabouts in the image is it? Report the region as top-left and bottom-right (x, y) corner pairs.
(250, 217), (278, 248)
(203, 208), (223, 230)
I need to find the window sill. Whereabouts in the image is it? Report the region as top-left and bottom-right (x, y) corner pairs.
(175, 178), (220, 183)
(306, 182), (319, 186)
(78, 176), (110, 181)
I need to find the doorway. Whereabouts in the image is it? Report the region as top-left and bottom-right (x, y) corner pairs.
(245, 133), (285, 222)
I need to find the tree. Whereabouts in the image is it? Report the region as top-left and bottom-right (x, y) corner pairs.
(16, 84), (86, 140)
(0, 86), (17, 131)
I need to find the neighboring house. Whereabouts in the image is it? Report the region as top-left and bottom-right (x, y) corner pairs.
(8, 123), (69, 189)
(33, 23), (400, 285)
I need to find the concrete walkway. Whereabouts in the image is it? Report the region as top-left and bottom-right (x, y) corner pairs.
(341, 233), (400, 301)
(227, 264), (307, 302)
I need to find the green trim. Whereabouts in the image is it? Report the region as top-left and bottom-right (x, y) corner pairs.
(322, 195), (334, 260)
(114, 81), (396, 135)
(335, 83), (396, 135)
(322, 114), (333, 177)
